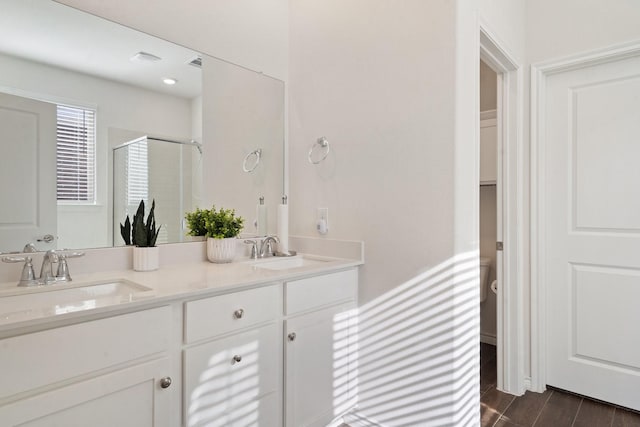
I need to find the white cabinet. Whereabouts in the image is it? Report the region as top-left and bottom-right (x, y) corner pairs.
(0, 266), (360, 426)
(184, 284), (281, 343)
(1, 357), (171, 427)
(480, 117), (497, 184)
(284, 269), (358, 427)
(183, 284), (282, 427)
(0, 307), (174, 427)
(184, 323), (282, 427)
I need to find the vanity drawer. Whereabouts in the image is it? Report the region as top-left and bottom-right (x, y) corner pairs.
(285, 269), (358, 315)
(183, 323), (281, 426)
(184, 284), (281, 343)
(0, 306), (171, 400)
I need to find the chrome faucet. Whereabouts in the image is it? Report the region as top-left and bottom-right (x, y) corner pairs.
(39, 250), (59, 284)
(259, 236), (280, 258)
(1, 249), (84, 287)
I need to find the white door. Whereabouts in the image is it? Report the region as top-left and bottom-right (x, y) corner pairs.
(544, 53), (640, 411)
(0, 358), (172, 427)
(285, 303), (355, 427)
(0, 92), (57, 252)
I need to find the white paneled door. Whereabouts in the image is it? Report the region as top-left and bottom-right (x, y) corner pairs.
(543, 52), (640, 411)
(0, 93), (57, 252)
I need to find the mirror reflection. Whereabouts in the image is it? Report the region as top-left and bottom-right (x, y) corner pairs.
(113, 136), (202, 247)
(0, 0), (284, 252)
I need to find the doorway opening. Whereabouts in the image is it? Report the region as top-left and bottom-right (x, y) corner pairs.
(479, 26), (525, 396)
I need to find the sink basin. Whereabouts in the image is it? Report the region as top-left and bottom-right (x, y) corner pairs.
(0, 279), (152, 322)
(251, 256), (329, 271)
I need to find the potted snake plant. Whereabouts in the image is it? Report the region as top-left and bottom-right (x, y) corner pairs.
(120, 199), (161, 271)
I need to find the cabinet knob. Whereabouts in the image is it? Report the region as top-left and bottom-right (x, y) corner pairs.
(232, 355), (242, 364)
(288, 332), (296, 342)
(160, 377), (172, 389)
(233, 309), (244, 319)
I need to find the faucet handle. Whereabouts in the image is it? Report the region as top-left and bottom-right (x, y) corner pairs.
(2, 255), (29, 263)
(243, 240), (258, 259)
(56, 255), (71, 282)
(60, 251), (85, 258)
(56, 252), (84, 282)
(2, 256), (39, 287)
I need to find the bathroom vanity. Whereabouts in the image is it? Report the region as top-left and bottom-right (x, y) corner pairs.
(0, 254), (360, 427)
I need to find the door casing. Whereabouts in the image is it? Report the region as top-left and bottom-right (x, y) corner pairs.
(478, 19), (526, 395)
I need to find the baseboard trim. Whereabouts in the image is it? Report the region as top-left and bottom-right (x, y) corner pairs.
(343, 409), (382, 427)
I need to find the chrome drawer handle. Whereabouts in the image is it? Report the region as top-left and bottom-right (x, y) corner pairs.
(160, 377), (172, 389)
(233, 309), (244, 319)
(232, 355), (242, 364)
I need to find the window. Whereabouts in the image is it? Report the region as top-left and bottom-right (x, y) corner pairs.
(126, 138), (149, 206)
(56, 104), (96, 202)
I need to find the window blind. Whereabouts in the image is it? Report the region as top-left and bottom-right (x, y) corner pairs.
(56, 105), (96, 202)
(126, 138), (149, 207)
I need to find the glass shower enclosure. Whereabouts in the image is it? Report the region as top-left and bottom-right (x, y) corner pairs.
(112, 135), (202, 246)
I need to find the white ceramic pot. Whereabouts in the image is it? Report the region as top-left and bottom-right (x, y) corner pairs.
(133, 246), (160, 271)
(207, 237), (237, 263)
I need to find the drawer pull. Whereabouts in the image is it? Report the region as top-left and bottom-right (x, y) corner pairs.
(288, 332), (296, 342)
(233, 309), (244, 319)
(160, 377), (172, 389)
(232, 355), (242, 364)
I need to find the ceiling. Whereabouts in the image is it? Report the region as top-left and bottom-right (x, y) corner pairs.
(0, 0), (202, 99)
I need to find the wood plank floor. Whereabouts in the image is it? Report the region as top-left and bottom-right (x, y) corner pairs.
(481, 343), (640, 427)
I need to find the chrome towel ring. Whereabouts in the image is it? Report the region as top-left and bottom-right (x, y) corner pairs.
(242, 148), (262, 172)
(308, 137), (330, 164)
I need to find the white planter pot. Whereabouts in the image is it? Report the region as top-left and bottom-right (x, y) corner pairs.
(133, 246), (160, 271)
(207, 237), (237, 263)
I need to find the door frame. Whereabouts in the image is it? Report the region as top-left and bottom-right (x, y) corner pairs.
(530, 40), (640, 393)
(478, 22), (526, 395)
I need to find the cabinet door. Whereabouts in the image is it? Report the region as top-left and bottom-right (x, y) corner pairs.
(184, 323), (281, 427)
(0, 357), (172, 427)
(285, 303), (356, 427)
(480, 121), (497, 184)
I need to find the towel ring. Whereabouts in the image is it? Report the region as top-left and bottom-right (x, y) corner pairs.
(242, 148), (262, 173)
(308, 137), (330, 164)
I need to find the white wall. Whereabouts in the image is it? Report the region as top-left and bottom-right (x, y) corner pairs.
(289, 0), (456, 303)
(527, 0), (640, 63)
(289, 1), (483, 424)
(0, 53), (193, 249)
(55, 0), (289, 81)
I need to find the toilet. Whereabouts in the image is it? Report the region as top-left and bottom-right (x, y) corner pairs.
(479, 257), (491, 303)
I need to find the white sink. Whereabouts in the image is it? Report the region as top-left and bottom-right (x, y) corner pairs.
(251, 256), (329, 271)
(0, 280), (152, 321)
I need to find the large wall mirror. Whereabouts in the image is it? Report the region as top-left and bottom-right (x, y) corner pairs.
(0, 0), (284, 252)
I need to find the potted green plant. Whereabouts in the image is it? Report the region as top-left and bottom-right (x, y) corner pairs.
(184, 207), (208, 241)
(185, 206), (244, 263)
(121, 199), (161, 271)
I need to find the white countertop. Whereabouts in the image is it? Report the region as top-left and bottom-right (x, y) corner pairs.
(0, 254), (362, 335)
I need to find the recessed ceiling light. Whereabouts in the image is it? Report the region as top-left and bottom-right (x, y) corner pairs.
(163, 78), (178, 85)
(130, 51), (162, 62)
